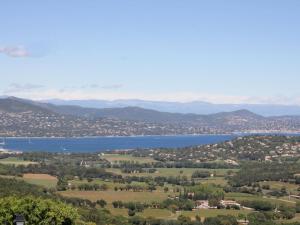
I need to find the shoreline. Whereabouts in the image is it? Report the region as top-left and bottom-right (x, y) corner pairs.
(1, 132), (300, 139)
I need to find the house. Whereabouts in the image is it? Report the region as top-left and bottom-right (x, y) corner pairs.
(194, 200), (217, 210)
(237, 219), (249, 225)
(194, 200), (209, 209)
(220, 200), (241, 208)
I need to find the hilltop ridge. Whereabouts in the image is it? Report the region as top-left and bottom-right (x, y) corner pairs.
(0, 97), (300, 137)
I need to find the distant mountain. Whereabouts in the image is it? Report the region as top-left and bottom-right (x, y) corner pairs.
(0, 97), (52, 114)
(36, 100), (265, 125)
(1, 96), (300, 137)
(43, 99), (300, 116)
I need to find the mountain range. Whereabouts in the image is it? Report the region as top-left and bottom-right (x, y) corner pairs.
(0, 96), (300, 137)
(43, 99), (300, 117)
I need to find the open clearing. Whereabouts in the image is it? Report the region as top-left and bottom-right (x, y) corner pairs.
(59, 190), (169, 203)
(0, 157), (37, 166)
(260, 181), (300, 192)
(101, 154), (157, 163)
(225, 192), (296, 207)
(179, 209), (251, 220)
(108, 206), (173, 219)
(107, 167), (237, 178)
(23, 173), (58, 188)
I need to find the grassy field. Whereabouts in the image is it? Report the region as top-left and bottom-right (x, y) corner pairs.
(200, 177), (228, 186)
(108, 206), (251, 220)
(0, 157), (37, 166)
(138, 208), (173, 219)
(108, 206), (173, 219)
(101, 154), (157, 163)
(70, 178), (117, 189)
(107, 167), (237, 178)
(59, 190), (169, 203)
(22, 173), (58, 188)
(260, 181), (300, 193)
(179, 209), (251, 220)
(225, 192), (296, 207)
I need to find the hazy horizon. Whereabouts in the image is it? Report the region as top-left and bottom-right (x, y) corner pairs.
(1, 1), (300, 105)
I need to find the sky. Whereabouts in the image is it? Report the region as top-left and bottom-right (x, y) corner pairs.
(1, 0), (300, 104)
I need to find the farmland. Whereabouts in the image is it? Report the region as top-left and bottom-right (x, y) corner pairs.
(59, 190), (170, 203)
(22, 173), (58, 188)
(0, 157), (37, 166)
(101, 153), (157, 163)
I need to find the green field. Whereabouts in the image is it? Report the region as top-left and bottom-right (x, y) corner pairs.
(200, 177), (228, 186)
(22, 173), (58, 188)
(108, 206), (173, 219)
(107, 167), (237, 179)
(260, 181), (300, 193)
(0, 157), (37, 166)
(0, 173), (57, 188)
(225, 192), (296, 207)
(59, 190), (170, 203)
(108, 205), (251, 220)
(179, 209), (251, 220)
(101, 154), (157, 163)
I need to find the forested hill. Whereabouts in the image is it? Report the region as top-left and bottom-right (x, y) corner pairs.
(130, 135), (300, 163)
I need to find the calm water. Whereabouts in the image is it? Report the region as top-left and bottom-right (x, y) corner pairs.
(1, 135), (235, 152)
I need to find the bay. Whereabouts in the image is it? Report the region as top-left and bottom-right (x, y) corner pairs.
(2, 135), (235, 152)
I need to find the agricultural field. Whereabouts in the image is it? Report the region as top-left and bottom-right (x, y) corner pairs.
(0, 157), (37, 166)
(200, 177), (228, 186)
(260, 181), (300, 193)
(108, 206), (173, 219)
(22, 173), (58, 188)
(179, 209), (252, 220)
(107, 167), (237, 178)
(101, 153), (157, 163)
(225, 192), (297, 207)
(59, 190), (170, 203)
(69, 178), (117, 189)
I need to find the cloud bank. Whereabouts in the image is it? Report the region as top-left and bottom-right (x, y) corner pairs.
(4, 83), (44, 94)
(2, 84), (300, 106)
(0, 46), (30, 58)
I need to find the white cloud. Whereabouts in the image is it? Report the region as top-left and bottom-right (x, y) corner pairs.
(4, 83), (44, 93)
(0, 46), (30, 58)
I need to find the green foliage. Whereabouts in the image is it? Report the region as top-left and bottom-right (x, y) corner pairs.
(0, 177), (48, 197)
(229, 162), (300, 187)
(240, 200), (274, 211)
(0, 196), (78, 225)
(295, 201), (300, 213)
(203, 215), (238, 225)
(192, 170), (211, 179)
(184, 184), (224, 201)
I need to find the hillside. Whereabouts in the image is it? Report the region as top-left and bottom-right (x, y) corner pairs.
(131, 135), (300, 162)
(44, 98), (300, 116)
(1, 97), (300, 137)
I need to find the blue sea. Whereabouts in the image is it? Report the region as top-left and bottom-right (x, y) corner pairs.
(2, 135), (235, 153)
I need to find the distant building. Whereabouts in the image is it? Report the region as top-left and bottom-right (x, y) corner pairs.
(220, 200), (241, 208)
(237, 219), (249, 225)
(194, 200), (209, 209)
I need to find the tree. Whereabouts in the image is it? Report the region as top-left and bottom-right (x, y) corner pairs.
(296, 201), (300, 213)
(96, 199), (107, 208)
(178, 215), (191, 224)
(128, 209), (135, 217)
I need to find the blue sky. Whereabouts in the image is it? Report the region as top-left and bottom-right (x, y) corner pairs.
(1, 0), (300, 104)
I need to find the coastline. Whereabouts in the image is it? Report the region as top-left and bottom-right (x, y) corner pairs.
(1, 131), (300, 139)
